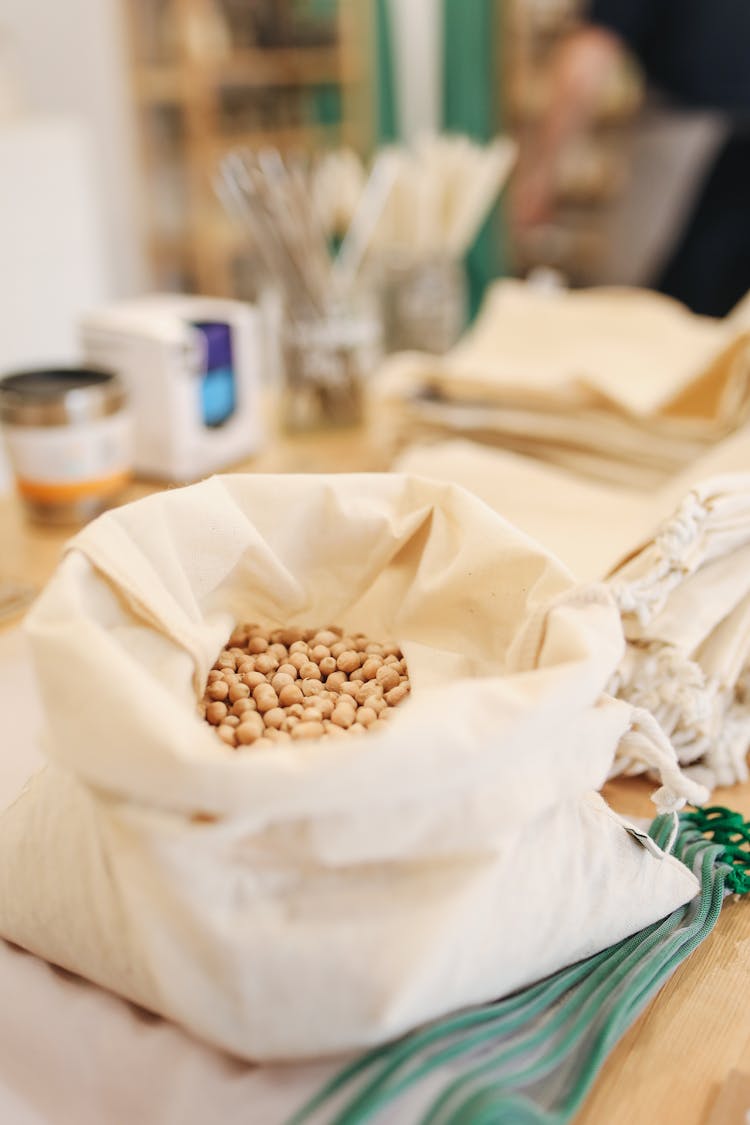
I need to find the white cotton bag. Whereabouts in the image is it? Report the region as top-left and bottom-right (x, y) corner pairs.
(0, 474), (699, 1060)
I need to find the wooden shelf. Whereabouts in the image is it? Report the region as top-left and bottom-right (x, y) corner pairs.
(218, 46), (352, 86)
(206, 125), (330, 157)
(134, 47), (360, 104)
(134, 67), (185, 102)
(123, 0), (373, 297)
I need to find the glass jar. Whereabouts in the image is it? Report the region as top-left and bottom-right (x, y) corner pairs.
(280, 293), (383, 433)
(0, 367), (132, 525)
(380, 253), (467, 356)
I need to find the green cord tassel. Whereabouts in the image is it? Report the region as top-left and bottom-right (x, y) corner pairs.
(679, 805), (750, 894)
(288, 807), (749, 1125)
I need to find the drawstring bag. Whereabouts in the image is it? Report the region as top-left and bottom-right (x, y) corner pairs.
(0, 474), (703, 1060)
(396, 441), (750, 792)
(290, 805), (750, 1124)
(609, 473), (750, 788)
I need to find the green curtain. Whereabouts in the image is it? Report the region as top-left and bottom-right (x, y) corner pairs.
(442, 0), (504, 318)
(374, 0), (399, 144)
(374, 0), (505, 317)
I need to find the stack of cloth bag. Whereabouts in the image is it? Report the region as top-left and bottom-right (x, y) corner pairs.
(391, 281), (750, 793)
(380, 279), (750, 490)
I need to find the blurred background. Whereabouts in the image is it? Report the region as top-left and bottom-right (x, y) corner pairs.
(2, 0), (745, 505)
(0, 0), (729, 359)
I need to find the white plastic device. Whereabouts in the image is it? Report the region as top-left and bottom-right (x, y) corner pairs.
(80, 294), (263, 482)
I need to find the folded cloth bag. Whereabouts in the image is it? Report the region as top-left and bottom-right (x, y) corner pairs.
(398, 438), (750, 790)
(377, 280), (750, 489)
(0, 474), (701, 1061)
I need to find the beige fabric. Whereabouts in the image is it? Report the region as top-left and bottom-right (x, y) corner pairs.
(379, 280), (750, 489)
(398, 432), (750, 789)
(396, 440), (651, 581)
(0, 473), (699, 1061)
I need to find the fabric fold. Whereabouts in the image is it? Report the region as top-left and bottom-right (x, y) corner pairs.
(379, 279), (750, 490)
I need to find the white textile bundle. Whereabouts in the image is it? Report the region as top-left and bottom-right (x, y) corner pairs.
(609, 474), (750, 787)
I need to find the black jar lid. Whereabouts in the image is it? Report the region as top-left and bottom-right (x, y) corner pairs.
(0, 367), (127, 427)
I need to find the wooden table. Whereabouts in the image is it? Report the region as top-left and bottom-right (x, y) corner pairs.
(1, 424), (748, 1125)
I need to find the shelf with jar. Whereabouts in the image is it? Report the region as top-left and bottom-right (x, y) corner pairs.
(122, 0), (373, 295)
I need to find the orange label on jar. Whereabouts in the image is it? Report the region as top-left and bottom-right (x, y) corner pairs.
(3, 414), (132, 503)
(16, 469), (132, 504)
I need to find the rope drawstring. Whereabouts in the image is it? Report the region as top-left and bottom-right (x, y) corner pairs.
(617, 706), (710, 814)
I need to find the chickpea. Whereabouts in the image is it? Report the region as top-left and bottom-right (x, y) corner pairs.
(205, 701), (228, 725)
(336, 651), (361, 674)
(299, 661), (322, 681)
(232, 698), (256, 717)
(312, 630), (339, 648)
(236, 713), (264, 743)
(217, 725), (237, 747)
(325, 670), (347, 692)
(253, 684), (279, 713)
(278, 683), (304, 708)
(207, 680), (229, 702)
(263, 707), (286, 729)
(376, 665), (400, 692)
(291, 721), (325, 740)
(331, 705), (354, 729)
(228, 681), (250, 703)
(318, 656), (337, 678)
(384, 683), (410, 707)
(205, 624), (410, 749)
(360, 657), (382, 681)
(271, 672), (294, 693)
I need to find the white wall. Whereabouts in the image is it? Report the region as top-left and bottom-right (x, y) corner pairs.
(2, 0), (146, 297)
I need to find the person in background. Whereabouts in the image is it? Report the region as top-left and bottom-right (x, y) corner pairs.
(513, 0), (750, 317)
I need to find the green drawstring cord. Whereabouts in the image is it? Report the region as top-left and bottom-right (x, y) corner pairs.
(288, 807), (748, 1125)
(679, 805), (750, 894)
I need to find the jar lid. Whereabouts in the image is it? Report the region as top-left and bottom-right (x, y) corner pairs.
(0, 368), (127, 427)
